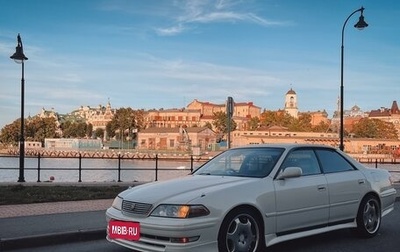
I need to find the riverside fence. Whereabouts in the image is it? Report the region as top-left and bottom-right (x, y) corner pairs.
(0, 154), (212, 183)
(0, 153), (399, 183)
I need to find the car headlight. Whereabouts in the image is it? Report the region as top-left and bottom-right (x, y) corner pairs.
(151, 204), (210, 218)
(112, 196), (123, 211)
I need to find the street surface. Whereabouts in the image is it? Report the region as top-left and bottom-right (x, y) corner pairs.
(9, 201), (400, 252)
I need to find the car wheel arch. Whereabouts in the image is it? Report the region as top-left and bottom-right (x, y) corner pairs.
(354, 193), (382, 238)
(360, 192), (381, 208)
(217, 204), (266, 251)
(357, 192), (381, 221)
(226, 204), (264, 223)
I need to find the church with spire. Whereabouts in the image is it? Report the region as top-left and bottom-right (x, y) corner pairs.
(284, 88), (298, 118)
(282, 87), (329, 126)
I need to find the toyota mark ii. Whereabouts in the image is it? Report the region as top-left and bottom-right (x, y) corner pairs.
(106, 144), (397, 252)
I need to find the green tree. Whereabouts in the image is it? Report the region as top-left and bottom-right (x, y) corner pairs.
(94, 128), (105, 139)
(61, 121), (89, 138)
(212, 111), (237, 134)
(86, 123), (93, 138)
(0, 117), (60, 146)
(259, 110), (293, 128)
(106, 107), (138, 140)
(133, 109), (146, 131)
(312, 121), (332, 133)
(287, 113), (313, 132)
(25, 117), (59, 143)
(204, 122), (213, 130)
(247, 117), (260, 130)
(352, 118), (398, 139)
(0, 119), (21, 146)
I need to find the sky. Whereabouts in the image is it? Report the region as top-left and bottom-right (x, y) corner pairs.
(0, 0), (399, 129)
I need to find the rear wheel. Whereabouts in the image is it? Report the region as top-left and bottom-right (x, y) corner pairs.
(355, 195), (381, 238)
(218, 208), (264, 252)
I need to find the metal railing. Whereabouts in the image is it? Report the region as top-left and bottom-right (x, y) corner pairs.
(0, 154), (210, 183)
(0, 154), (398, 183)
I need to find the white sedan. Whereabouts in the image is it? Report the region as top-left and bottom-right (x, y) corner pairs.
(106, 144), (397, 252)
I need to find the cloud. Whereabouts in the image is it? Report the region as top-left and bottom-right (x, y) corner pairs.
(155, 0), (288, 36)
(155, 24), (186, 36)
(98, 0), (290, 37)
(189, 11), (246, 23)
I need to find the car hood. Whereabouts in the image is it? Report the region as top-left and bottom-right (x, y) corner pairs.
(119, 175), (252, 205)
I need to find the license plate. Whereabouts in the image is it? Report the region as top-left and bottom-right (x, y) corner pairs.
(108, 220), (140, 240)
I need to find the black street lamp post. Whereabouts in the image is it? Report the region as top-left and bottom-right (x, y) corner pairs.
(10, 34), (28, 182)
(226, 97), (234, 149)
(340, 7), (368, 151)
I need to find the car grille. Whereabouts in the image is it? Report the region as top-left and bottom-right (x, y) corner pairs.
(122, 200), (153, 216)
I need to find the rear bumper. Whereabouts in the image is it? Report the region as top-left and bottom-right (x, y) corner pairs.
(380, 187), (397, 217)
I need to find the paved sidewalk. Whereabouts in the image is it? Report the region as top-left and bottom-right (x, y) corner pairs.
(0, 184), (399, 251)
(0, 181), (139, 250)
(0, 199), (113, 219)
(0, 199), (112, 251)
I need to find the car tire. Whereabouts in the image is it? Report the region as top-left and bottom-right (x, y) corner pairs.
(355, 195), (381, 238)
(218, 208), (264, 252)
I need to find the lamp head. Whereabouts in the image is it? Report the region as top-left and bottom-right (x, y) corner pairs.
(10, 34), (28, 64)
(354, 7), (368, 30)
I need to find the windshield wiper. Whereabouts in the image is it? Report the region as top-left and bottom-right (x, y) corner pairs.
(198, 172), (211, 175)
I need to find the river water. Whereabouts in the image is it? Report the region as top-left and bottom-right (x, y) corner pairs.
(0, 156), (399, 183)
(0, 156), (202, 183)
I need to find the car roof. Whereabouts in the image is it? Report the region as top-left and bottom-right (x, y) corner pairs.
(231, 143), (337, 151)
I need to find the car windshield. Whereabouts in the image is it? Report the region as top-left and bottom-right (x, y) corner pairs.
(194, 147), (284, 178)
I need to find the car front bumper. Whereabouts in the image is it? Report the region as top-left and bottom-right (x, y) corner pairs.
(106, 207), (220, 252)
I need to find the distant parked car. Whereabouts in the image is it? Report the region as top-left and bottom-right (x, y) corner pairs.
(106, 144), (397, 252)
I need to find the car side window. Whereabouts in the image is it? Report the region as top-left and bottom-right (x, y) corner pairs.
(280, 149), (321, 176)
(315, 149), (355, 173)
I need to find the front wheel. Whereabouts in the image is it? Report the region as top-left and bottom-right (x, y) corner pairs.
(218, 208), (264, 252)
(355, 195), (381, 238)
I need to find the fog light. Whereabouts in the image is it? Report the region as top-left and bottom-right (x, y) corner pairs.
(171, 236), (200, 243)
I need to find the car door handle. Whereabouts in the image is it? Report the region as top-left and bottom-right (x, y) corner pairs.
(317, 185), (326, 191)
(358, 179), (366, 185)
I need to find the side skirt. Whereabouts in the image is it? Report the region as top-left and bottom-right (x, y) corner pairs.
(265, 219), (356, 247)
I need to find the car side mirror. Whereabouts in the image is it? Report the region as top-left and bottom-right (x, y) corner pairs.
(277, 167), (302, 180)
